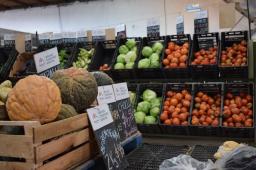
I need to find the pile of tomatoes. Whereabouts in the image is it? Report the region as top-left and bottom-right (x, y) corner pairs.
(162, 42), (189, 68)
(191, 92), (220, 126)
(160, 89), (192, 125)
(191, 47), (217, 65)
(223, 92), (253, 127)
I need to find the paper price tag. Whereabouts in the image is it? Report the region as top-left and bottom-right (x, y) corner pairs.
(195, 10), (208, 19)
(34, 47), (60, 73)
(87, 104), (114, 131)
(97, 85), (116, 104)
(112, 83), (129, 101)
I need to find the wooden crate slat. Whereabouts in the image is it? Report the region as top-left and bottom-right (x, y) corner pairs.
(0, 162), (34, 170)
(0, 121), (40, 126)
(34, 113), (88, 143)
(36, 128), (90, 163)
(0, 134), (34, 159)
(37, 143), (91, 170)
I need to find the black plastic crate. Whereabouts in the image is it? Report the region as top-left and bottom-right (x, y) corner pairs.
(57, 43), (76, 69)
(219, 31), (248, 79)
(191, 145), (218, 161)
(221, 83), (254, 138)
(162, 34), (192, 79)
(127, 83), (139, 107)
(189, 83), (223, 136)
(111, 37), (142, 80)
(189, 32), (220, 79)
(135, 37), (165, 79)
(159, 83), (193, 135)
(89, 40), (116, 77)
(135, 83), (164, 134)
(71, 41), (96, 71)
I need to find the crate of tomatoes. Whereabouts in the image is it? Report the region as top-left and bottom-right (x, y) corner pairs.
(190, 83), (223, 136)
(219, 31), (248, 79)
(221, 83), (254, 138)
(162, 34), (191, 79)
(189, 32), (220, 79)
(159, 83), (193, 135)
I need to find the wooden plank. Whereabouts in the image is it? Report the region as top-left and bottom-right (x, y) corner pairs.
(0, 120), (40, 126)
(0, 134), (34, 159)
(36, 128), (89, 163)
(37, 143), (91, 170)
(0, 162), (34, 170)
(34, 114), (88, 143)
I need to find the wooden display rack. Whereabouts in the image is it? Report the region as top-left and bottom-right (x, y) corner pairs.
(0, 113), (96, 170)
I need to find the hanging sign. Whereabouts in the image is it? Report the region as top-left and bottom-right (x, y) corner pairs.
(176, 16), (184, 35)
(87, 104), (128, 170)
(92, 29), (106, 41)
(194, 10), (208, 34)
(33, 47), (60, 77)
(113, 83), (137, 139)
(147, 18), (160, 38)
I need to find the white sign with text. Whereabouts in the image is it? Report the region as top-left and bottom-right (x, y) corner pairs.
(97, 85), (116, 104)
(113, 83), (129, 101)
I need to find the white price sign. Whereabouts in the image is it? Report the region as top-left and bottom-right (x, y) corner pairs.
(147, 18), (160, 27)
(62, 32), (77, 39)
(97, 85), (116, 104)
(34, 47), (60, 73)
(195, 10), (208, 19)
(92, 29), (105, 36)
(87, 104), (114, 131)
(176, 16), (184, 24)
(113, 83), (129, 101)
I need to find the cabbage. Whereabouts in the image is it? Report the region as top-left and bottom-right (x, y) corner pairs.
(119, 45), (129, 54)
(125, 39), (136, 49)
(125, 51), (136, 63)
(152, 42), (163, 54)
(125, 62), (134, 69)
(138, 58), (150, 68)
(136, 101), (151, 113)
(131, 46), (137, 53)
(116, 54), (126, 63)
(149, 53), (160, 61)
(134, 112), (146, 124)
(150, 98), (161, 108)
(150, 107), (160, 117)
(144, 116), (156, 124)
(150, 60), (160, 68)
(142, 46), (153, 57)
(114, 63), (125, 69)
(143, 89), (157, 102)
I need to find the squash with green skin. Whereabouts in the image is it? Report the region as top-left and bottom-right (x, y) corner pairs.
(57, 104), (78, 120)
(91, 71), (114, 86)
(51, 68), (98, 112)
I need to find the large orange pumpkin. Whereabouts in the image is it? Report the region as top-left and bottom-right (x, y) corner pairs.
(6, 75), (62, 124)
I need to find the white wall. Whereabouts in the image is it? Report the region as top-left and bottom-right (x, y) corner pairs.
(0, 0), (249, 36)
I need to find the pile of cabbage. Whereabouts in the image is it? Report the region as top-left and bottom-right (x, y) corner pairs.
(138, 41), (163, 69)
(135, 89), (162, 124)
(114, 39), (137, 69)
(73, 48), (94, 69)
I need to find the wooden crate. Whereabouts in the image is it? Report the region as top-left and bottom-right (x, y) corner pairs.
(0, 113), (95, 170)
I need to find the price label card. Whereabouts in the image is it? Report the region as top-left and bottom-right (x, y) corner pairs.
(34, 47), (60, 73)
(97, 85), (116, 104)
(112, 83), (129, 101)
(176, 16), (184, 35)
(147, 18), (160, 38)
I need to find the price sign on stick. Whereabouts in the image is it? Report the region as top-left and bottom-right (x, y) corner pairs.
(113, 83), (137, 139)
(97, 85), (126, 141)
(116, 24), (126, 38)
(147, 18), (160, 38)
(194, 10), (208, 34)
(176, 16), (184, 35)
(87, 104), (128, 170)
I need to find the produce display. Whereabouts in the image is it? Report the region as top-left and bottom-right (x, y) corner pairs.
(134, 89), (161, 124)
(91, 71), (114, 86)
(191, 91), (220, 126)
(162, 42), (189, 68)
(191, 47), (217, 65)
(220, 40), (247, 66)
(114, 39), (137, 69)
(138, 41), (163, 69)
(6, 75), (62, 124)
(222, 91), (253, 127)
(160, 89), (191, 125)
(99, 64), (111, 71)
(73, 48), (94, 69)
(56, 104), (78, 120)
(51, 67), (98, 112)
(59, 49), (68, 69)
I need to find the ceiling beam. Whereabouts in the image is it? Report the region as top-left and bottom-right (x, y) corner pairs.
(8, 0), (30, 6)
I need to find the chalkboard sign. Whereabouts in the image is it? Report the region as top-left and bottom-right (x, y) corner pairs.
(97, 85), (126, 141)
(197, 34), (217, 50)
(113, 83), (137, 139)
(87, 104), (128, 170)
(194, 10), (208, 34)
(176, 16), (184, 35)
(147, 18), (160, 38)
(92, 29), (106, 42)
(116, 24), (126, 39)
